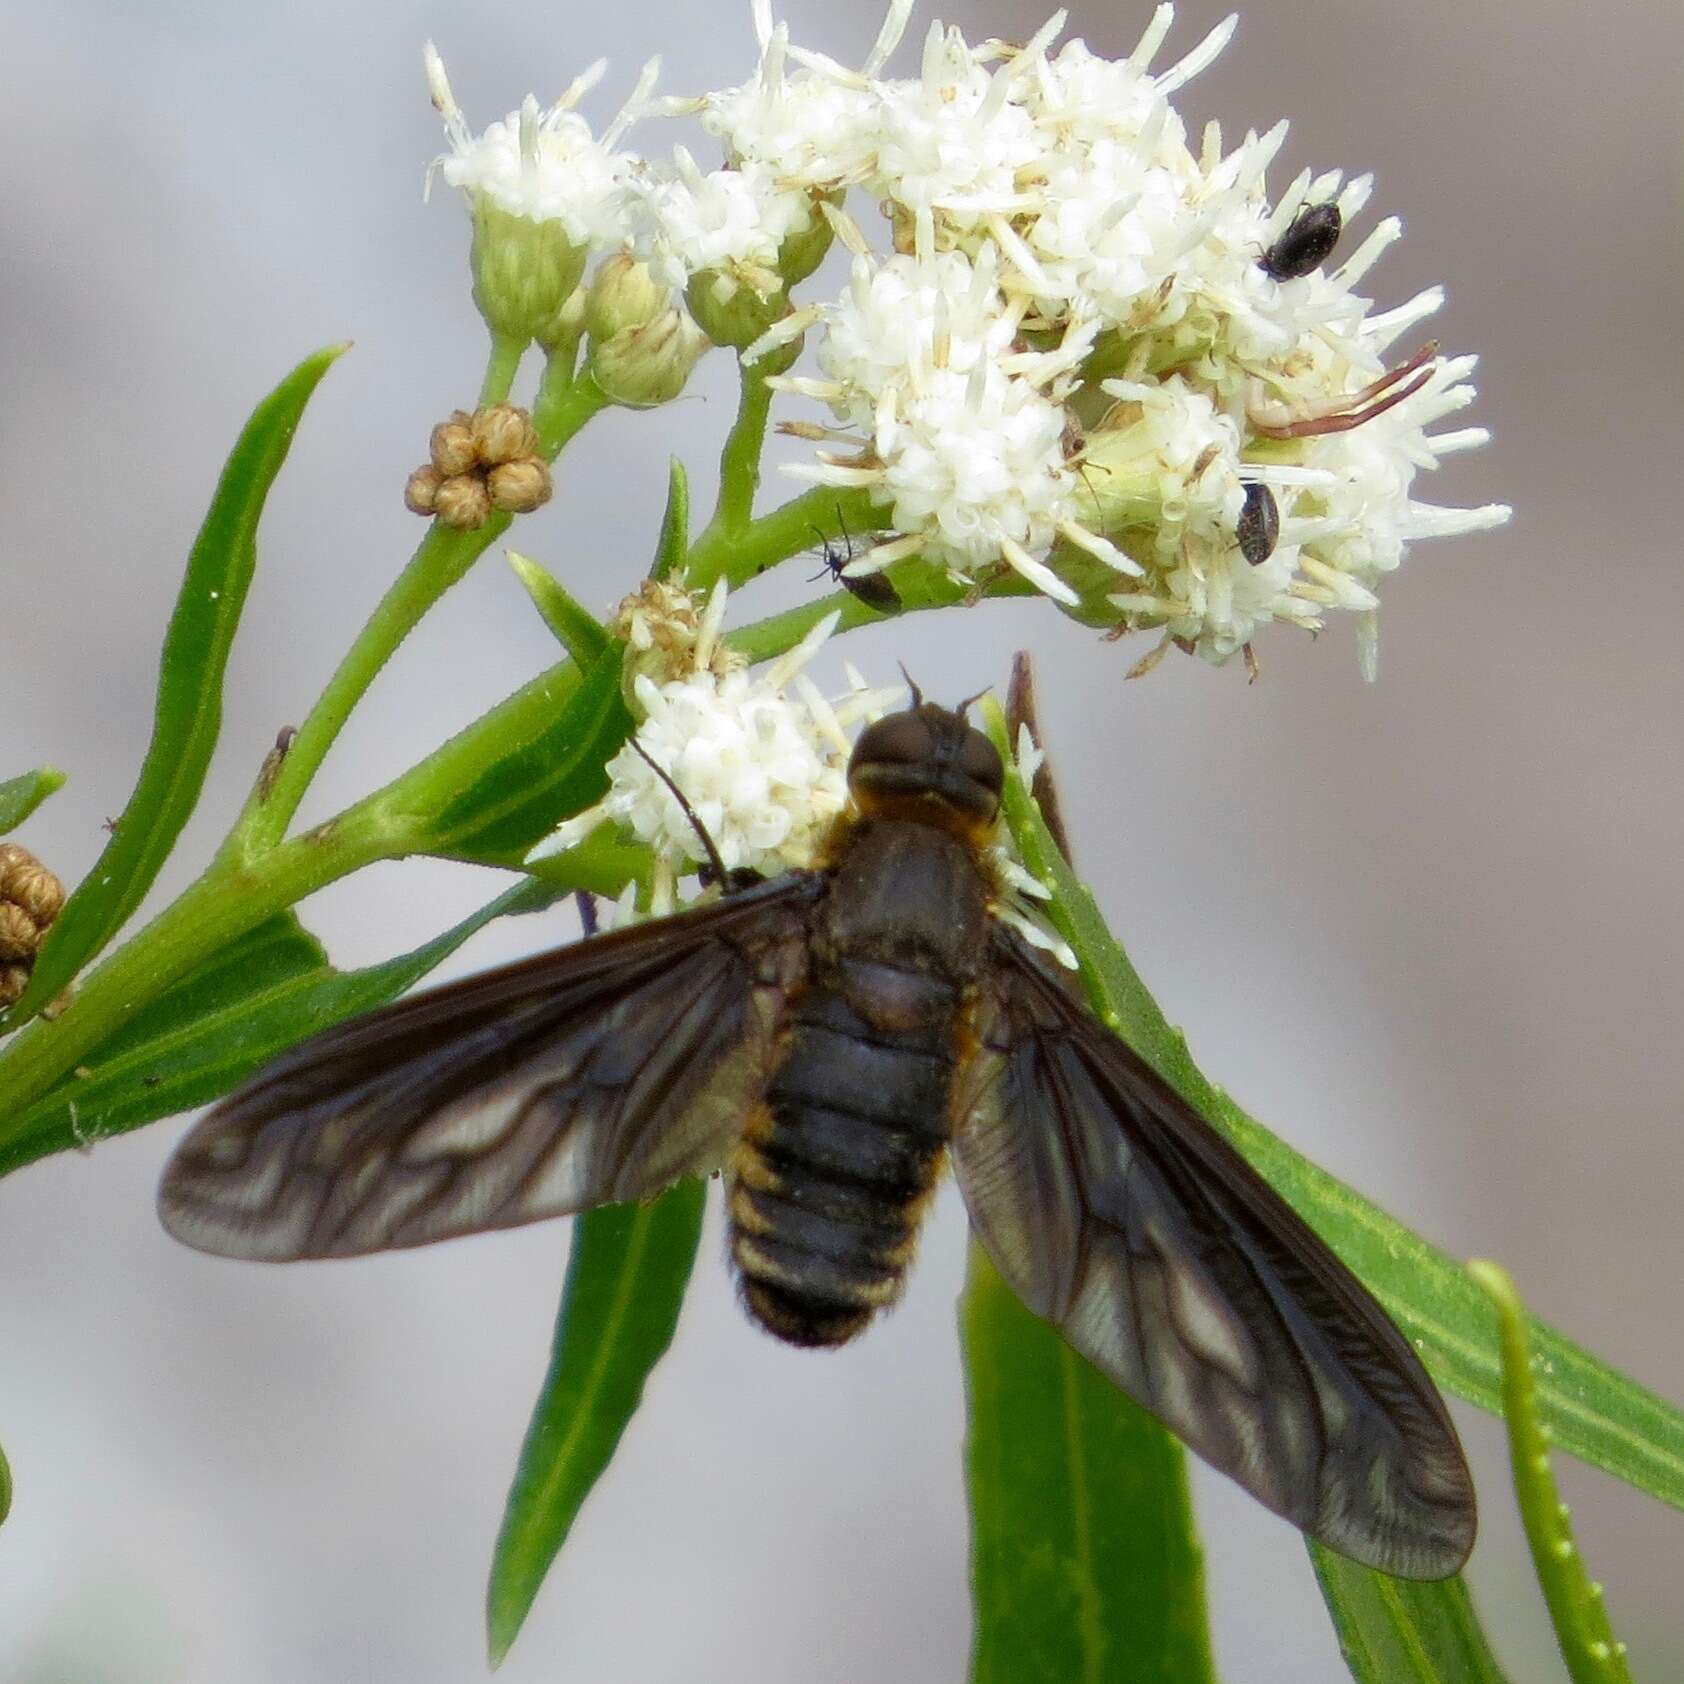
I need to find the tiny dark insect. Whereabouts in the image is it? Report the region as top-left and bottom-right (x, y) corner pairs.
(159, 697), (1474, 1577)
(810, 517), (900, 613)
(1236, 482), (1280, 565)
(1259, 200), (1343, 281)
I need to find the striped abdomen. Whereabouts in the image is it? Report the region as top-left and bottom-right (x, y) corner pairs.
(729, 982), (953, 1348)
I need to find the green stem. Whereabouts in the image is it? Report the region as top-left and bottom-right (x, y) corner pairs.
(704, 357), (776, 541)
(533, 363), (610, 454)
(1468, 1261), (1634, 1684)
(0, 652), (600, 1139)
(228, 355), (609, 862)
(227, 518), (510, 858)
(479, 333), (528, 406)
(686, 483), (881, 591)
(0, 807), (404, 1141)
(726, 557), (1040, 662)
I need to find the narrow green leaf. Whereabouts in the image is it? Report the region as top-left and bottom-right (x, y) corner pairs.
(417, 647), (632, 867)
(487, 1180), (706, 1666)
(651, 456), (689, 580)
(0, 768), (66, 836)
(2, 346), (346, 1030)
(1468, 1260), (1635, 1683)
(506, 551), (611, 667)
(981, 698), (1684, 1513)
(963, 1243), (1215, 1684)
(0, 877), (564, 1178)
(0, 1436), (11, 1526)
(1311, 1547), (1511, 1683)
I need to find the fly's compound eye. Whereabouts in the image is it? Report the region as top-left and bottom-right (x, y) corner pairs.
(955, 726), (1004, 801)
(851, 710), (939, 777)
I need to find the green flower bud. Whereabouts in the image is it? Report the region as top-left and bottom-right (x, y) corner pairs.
(590, 309), (711, 408)
(1071, 409), (1172, 538)
(469, 201), (590, 350)
(686, 268), (789, 351)
(772, 192), (837, 289)
(585, 254), (670, 343)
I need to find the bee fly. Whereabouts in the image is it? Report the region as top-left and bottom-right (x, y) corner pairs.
(1259, 200), (1343, 281)
(159, 696), (1474, 1578)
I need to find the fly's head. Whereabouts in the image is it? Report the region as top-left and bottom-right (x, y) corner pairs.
(847, 700), (1003, 841)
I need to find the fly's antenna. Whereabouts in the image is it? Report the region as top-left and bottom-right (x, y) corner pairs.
(953, 686), (989, 715)
(836, 504), (851, 552)
(627, 736), (732, 887)
(899, 663), (924, 708)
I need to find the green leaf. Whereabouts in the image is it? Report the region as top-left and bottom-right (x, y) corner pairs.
(1468, 1260), (1635, 1683)
(0, 768), (66, 836)
(651, 456), (689, 581)
(0, 1435), (11, 1527)
(1311, 1548), (1511, 1683)
(416, 647), (632, 868)
(487, 1180), (706, 1666)
(980, 699), (1684, 1514)
(963, 1243), (1215, 1684)
(0, 877), (563, 1178)
(506, 551), (611, 667)
(1, 346), (346, 1031)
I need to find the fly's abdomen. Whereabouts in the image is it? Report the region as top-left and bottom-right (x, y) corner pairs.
(729, 984), (953, 1348)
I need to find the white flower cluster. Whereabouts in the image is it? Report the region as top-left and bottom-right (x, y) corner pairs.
(545, 585), (902, 891)
(428, 1), (1508, 674)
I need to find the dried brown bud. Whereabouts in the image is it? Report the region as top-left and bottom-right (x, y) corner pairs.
(404, 465), (444, 515)
(0, 843), (64, 924)
(433, 472), (492, 531)
(0, 903), (36, 961)
(429, 413), (479, 477)
(0, 843), (62, 1000)
(472, 403), (540, 467)
(486, 458), (553, 514)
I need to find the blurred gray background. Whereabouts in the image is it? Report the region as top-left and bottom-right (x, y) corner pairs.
(3, 0), (1682, 1678)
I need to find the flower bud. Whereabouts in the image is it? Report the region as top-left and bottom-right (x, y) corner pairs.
(0, 903), (36, 962)
(1071, 408), (1175, 538)
(429, 412), (479, 477)
(774, 196), (836, 289)
(487, 458), (553, 514)
(611, 579), (741, 703)
(433, 473), (493, 530)
(0, 842), (64, 1005)
(471, 403), (541, 467)
(469, 202), (590, 350)
(685, 269), (788, 350)
(591, 309), (710, 408)
(404, 466), (444, 515)
(585, 253), (670, 343)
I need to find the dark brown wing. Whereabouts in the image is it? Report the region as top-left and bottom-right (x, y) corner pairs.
(951, 925), (1475, 1579)
(158, 874), (822, 1261)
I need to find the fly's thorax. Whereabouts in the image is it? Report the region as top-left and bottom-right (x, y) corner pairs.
(817, 816), (993, 1008)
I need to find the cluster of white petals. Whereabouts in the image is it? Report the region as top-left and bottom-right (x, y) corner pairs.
(428, 0), (1507, 674)
(545, 588), (902, 887)
(424, 44), (647, 246)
